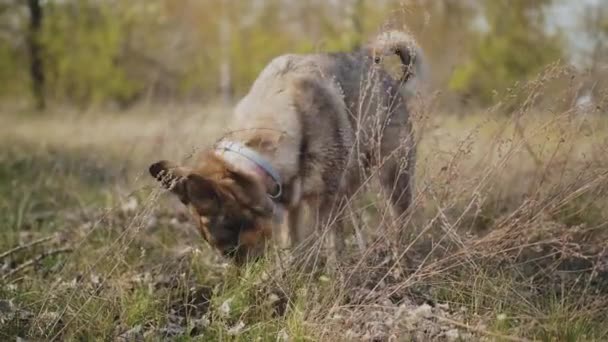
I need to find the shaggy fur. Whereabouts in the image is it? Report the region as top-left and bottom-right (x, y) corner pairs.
(150, 30), (421, 263)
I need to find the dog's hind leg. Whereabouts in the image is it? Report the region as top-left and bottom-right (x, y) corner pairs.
(318, 196), (348, 268)
(273, 204), (291, 249)
(346, 201), (367, 253)
(324, 222), (344, 268)
(378, 124), (415, 221)
(288, 205), (305, 248)
(379, 156), (413, 218)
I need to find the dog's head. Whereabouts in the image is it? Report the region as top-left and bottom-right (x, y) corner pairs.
(149, 152), (277, 263)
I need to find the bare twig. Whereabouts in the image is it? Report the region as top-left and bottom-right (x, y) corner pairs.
(433, 315), (534, 342)
(0, 234), (56, 260)
(514, 118), (542, 167)
(2, 247), (73, 280)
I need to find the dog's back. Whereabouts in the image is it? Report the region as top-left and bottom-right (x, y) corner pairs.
(150, 31), (422, 262)
(229, 37), (419, 202)
(240, 50), (409, 126)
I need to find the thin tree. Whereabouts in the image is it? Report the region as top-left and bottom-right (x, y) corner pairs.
(27, 0), (44, 110)
(219, 0), (232, 105)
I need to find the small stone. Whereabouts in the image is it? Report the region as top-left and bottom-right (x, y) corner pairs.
(267, 293), (280, 304)
(332, 314), (344, 321)
(118, 325), (143, 342)
(196, 315), (210, 328)
(159, 323), (185, 337)
(220, 298), (233, 317)
(436, 303), (450, 311)
(475, 322), (488, 331)
(90, 274), (101, 286)
(445, 329), (460, 341)
(189, 316), (210, 336)
(395, 302), (413, 318)
(0, 300), (13, 313)
(345, 329), (359, 339)
(411, 303), (433, 319)
(145, 216), (158, 229)
(277, 328), (289, 341)
(227, 321), (245, 335)
(385, 318), (394, 327)
(319, 275), (330, 283)
(168, 314), (184, 325)
(381, 299), (393, 307)
(121, 197), (139, 213)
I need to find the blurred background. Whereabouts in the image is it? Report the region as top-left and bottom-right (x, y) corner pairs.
(0, 0), (606, 113)
(2, 2), (608, 340)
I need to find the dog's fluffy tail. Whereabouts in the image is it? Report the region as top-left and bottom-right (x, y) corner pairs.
(365, 30), (427, 89)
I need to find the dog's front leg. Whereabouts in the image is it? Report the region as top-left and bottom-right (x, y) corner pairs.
(316, 197), (347, 267)
(288, 205), (304, 248)
(272, 203), (290, 249)
(325, 219), (345, 267)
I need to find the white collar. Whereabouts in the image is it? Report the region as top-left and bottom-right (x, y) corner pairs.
(214, 140), (282, 199)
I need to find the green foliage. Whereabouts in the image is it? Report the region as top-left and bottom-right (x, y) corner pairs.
(0, 7), (28, 99)
(449, 0), (563, 105)
(122, 287), (164, 326)
(229, 0), (301, 96)
(0, 0), (580, 109)
(2, 109), (608, 340)
(0, 0), (395, 107)
(0, 41), (27, 98)
(41, 0), (142, 106)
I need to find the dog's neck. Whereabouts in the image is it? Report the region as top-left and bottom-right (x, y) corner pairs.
(214, 140), (282, 199)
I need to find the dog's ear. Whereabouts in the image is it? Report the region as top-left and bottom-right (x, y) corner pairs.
(149, 160), (191, 203)
(223, 170), (275, 217)
(185, 174), (219, 208)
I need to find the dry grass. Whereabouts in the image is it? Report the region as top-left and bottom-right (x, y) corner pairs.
(1, 69), (608, 341)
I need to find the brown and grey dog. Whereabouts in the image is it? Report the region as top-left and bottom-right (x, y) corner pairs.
(149, 30), (422, 263)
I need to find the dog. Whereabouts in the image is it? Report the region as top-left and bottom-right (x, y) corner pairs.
(149, 30), (422, 263)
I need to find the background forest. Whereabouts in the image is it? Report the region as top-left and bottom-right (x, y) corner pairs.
(1, 1), (608, 341)
(1, 0), (607, 111)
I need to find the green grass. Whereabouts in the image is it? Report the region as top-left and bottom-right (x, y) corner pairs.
(0, 138), (318, 339)
(1, 108), (607, 341)
(432, 268), (608, 341)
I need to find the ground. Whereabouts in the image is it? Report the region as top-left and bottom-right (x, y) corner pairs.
(0, 102), (607, 341)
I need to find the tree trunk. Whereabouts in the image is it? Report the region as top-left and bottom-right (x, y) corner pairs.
(350, 0), (364, 50)
(27, 0), (45, 110)
(219, 0), (232, 105)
